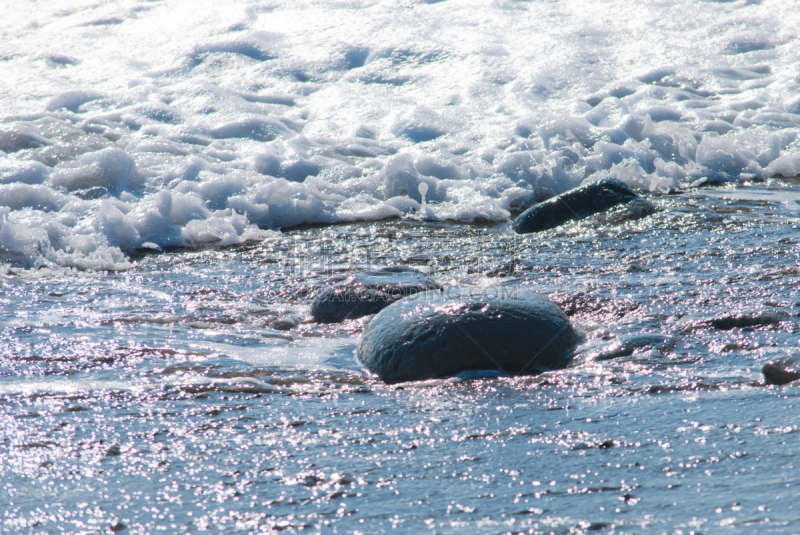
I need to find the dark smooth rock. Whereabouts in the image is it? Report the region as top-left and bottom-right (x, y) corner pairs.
(358, 291), (579, 384)
(514, 178), (639, 234)
(271, 317), (300, 331)
(311, 266), (442, 323)
(762, 357), (800, 385)
(595, 198), (657, 225)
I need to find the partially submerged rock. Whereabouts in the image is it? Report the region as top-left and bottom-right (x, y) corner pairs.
(514, 178), (639, 234)
(594, 333), (673, 361)
(271, 316), (300, 331)
(710, 312), (783, 330)
(595, 198), (657, 225)
(311, 266), (442, 323)
(762, 357), (800, 385)
(358, 291), (579, 384)
(673, 311), (786, 332)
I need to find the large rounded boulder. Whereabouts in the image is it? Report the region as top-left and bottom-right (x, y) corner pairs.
(311, 266), (442, 323)
(358, 290), (580, 383)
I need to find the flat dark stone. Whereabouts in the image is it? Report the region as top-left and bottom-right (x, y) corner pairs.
(514, 178), (639, 234)
(311, 266), (441, 323)
(711, 312), (782, 330)
(358, 291), (579, 384)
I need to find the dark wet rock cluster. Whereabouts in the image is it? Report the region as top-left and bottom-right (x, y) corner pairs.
(311, 266), (442, 323)
(308, 178), (778, 385)
(358, 291), (579, 384)
(514, 178), (640, 234)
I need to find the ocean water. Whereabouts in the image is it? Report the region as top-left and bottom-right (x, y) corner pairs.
(2, 0), (800, 533)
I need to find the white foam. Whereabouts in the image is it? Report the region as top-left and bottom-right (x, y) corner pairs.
(0, 184), (69, 212)
(45, 90), (105, 112)
(1, 0), (800, 269)
(50, 147), (141, 195)
(0, 159), (49, 185)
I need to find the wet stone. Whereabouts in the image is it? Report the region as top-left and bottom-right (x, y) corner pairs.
(594, 333), (672, 361)
(358, 291), (579, 384)
(598, 197), (657, 224)
(710, 311), (784, 330)
(271, 317), (299, 331)
(673, 311), (787, 332)
(311, 266), (442, 323)
(762, 357), (800, 385)
(514, 178), (640, 234)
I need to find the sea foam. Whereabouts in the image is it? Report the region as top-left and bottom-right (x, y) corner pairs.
(1, 0), (799, 269)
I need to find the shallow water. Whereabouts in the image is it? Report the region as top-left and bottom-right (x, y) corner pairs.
(3, 182), (800, 533)
(3, 0), (800, 269)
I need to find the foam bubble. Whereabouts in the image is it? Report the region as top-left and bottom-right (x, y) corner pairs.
(0, 184), (69, 212)
(0, 160), (49, 185)
(45, 90), (105, 112)
(0, 127), (51, 153)
(50, 148), (140, 196)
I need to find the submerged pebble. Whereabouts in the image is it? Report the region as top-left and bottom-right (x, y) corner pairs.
(594, 333), (673, 361)
(358, 291), (579, 383)
(595, 198), (658, 225)
(311, 266), (442, 323)
(271, 317), (300, 331)
(513, 178), (640, 234)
